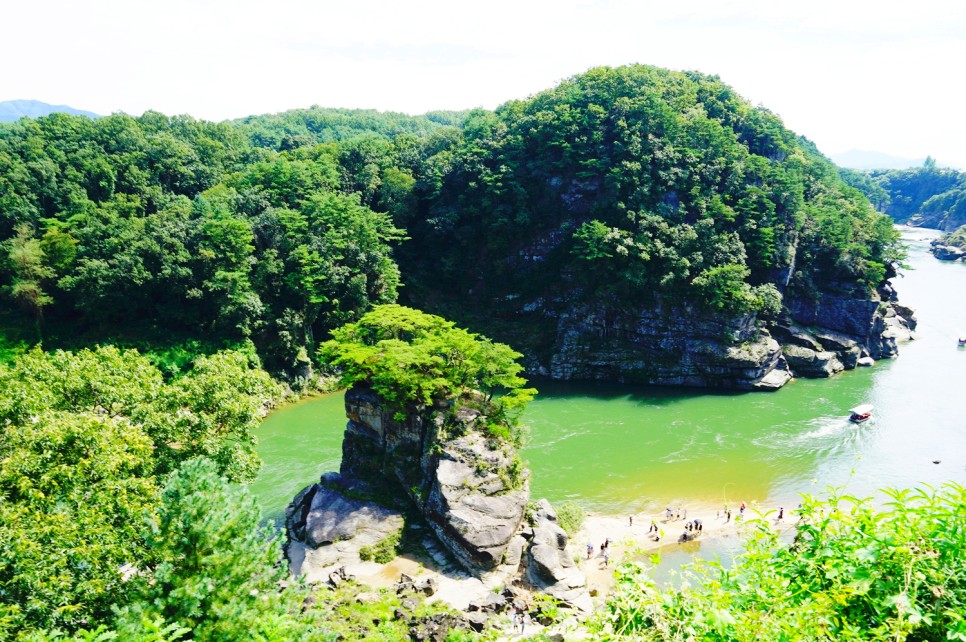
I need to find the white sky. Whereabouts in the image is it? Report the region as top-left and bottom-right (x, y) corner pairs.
(5, 0), (965, 167)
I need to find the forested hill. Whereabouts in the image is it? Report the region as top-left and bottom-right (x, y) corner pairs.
(840, 158), (966, 231)
(0, 109), (420, 374)
(0, 66), (901, 382)
(398, 66), (900, 351)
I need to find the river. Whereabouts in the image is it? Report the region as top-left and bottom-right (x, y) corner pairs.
(251, 227), (966, 533)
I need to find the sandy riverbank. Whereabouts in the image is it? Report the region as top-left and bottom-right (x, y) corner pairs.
(574, 499), (799, 598)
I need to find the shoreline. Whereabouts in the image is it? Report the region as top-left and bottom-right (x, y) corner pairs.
(573, 498), (799, 599)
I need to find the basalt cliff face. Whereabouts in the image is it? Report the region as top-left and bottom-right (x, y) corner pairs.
(533, 301), (790, 391)
(286, 385), (591, 609)
(517, 284), (914, 391)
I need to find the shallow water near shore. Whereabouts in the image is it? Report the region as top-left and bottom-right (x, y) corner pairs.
(251, 227), (966, 547)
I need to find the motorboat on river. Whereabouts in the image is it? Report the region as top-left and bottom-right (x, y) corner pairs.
(848, 404), (874, 423)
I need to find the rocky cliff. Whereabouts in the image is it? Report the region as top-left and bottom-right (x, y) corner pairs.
(534, 301), (790, 391)
(518, 285), (914, 390)
(286, 385), (591, 609)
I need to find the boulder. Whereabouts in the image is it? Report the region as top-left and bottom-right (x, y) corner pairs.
(782, 344), (844, 378)
(467, 592), (507, 613)
(465, 611), (488, 632)
(932, 244), (965, 261)
(524, 500), (593, 612)
(410, 613), (473, 642)
(285, 476), (403, 581)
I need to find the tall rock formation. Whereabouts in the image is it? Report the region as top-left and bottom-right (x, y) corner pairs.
(286, 385), (591, 609)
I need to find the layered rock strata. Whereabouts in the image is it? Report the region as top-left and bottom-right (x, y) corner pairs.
(526, 287), (914, 390)
(542, 302), (791, 391)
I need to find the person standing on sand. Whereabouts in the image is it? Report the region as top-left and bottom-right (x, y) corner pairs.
(740, 501), (746, 516)
(726, 509), (731, 523)
(586, 542), (593, 559)
(629, 515), (633, 526)
(666, 507), (672, 521)
(778, 507), (784, 521)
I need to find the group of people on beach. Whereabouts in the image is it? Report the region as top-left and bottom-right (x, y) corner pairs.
(582, 500), (792, 570)
(587, 538), (613, 566)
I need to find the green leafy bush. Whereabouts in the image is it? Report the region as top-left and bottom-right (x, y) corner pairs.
(359, 530), (402, 564)
(554, 501), (585, 537)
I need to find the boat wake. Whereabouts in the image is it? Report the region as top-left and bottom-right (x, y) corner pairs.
(753, 416), (864, 454)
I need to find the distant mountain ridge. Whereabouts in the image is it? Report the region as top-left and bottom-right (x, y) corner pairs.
(830, 149), (928, 170)
(0, 99), (100, 122)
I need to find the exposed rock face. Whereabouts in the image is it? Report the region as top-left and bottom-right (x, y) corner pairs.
(425, 433), (529, 571)
(523, 500), (593, 612)
(288, 385), (530, 576)
(285, 473), (404, 582)
(286, 387), (600, 614)
(781, 344), (844, 378)
(542, 302), (790, 391)
(786, 287), (915, 362)
(524, 284), (914, 389)
(931, 244), (965, 261)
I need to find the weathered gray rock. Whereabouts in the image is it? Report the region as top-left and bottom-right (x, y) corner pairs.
(467, 592), (507, 613)
(544, 303), (789, 390)
(782, 344), (844, 378)
(285, 477), (403, 581)
(932, 244), (965, 261)
(323, 387), (530, 576)
(524, 500), (593, 613)
(787, 292), (915, 364)
(410, 613), (474, 641)
(426, 433), (529, 572)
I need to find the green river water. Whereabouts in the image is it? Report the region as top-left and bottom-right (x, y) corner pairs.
(251, 228), (966, 538)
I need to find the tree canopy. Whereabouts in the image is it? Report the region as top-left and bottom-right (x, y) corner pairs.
(320, 304), (535, 420)
(396, 65), (901, 342)
(0, 346), (278, 636)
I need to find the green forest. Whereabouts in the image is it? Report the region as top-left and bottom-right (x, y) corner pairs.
(0, 64), (902, 378)
(840, 158), (966, 232)
(4, 65), (960, 641)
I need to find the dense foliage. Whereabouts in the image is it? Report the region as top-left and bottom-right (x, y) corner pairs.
(596, 484), (966, 641)
(0, 110), (420, 375)
(233, 106), (465, 151)
(400, 65), (901, 330)
(0, 347), (277, 636)
(841, 157), (966, 230)
(320, 304), (535, 423)
(937, 224), (966, 249)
